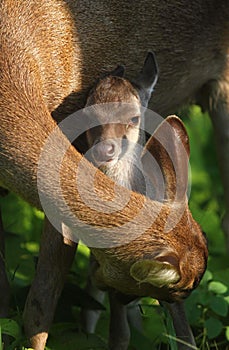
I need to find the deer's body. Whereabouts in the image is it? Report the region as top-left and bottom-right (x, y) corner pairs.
(1, 0), (229, 203)
(0, 0), (227, 349)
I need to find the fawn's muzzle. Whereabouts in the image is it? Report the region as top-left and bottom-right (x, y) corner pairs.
(92, 140), (117, 164)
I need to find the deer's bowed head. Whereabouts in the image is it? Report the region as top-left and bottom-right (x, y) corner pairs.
(92, 114), (208, 301)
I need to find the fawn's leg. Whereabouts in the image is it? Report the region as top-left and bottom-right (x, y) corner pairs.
(23, 217), (77, 350)
(108, 290), (130, 350)
(80, 253), (105, 333)
(81, 254), (141, 337)
(127, 299), (142, 332)
(0, 202), (10, 317)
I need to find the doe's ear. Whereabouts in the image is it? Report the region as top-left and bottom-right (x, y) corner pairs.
(134, 51), (159, 106)
(130, 254), (180, 288)
(141, 115), (190, 202)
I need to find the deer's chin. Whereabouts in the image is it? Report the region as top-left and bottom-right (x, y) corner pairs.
(95, 157), (119, 169)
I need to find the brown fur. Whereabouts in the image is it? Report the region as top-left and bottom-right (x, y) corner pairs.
(87, 76), (140, 105)
(1, 0), (228, 348)
(1, 0), (229, 206)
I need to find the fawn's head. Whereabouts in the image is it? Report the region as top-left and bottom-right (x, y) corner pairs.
(84, 52), (158, 168)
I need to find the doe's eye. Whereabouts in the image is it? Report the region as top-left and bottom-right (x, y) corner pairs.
(130, 116), (140, 125)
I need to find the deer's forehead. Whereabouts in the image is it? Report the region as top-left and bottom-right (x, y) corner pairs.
(87, 76), (141, 104)
(85, 102), (141, 124)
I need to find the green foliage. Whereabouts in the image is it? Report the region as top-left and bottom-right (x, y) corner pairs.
(181, 106), (229, 349)
(48, 326), (107, 350)
(208, 282), (228, 295)
(0, 105), (229, 349)
(0, 319), (21, 339)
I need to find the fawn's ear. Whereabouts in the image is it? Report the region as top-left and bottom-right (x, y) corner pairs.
(141, 115), (190, 202)
(134, 51), (159, 106)
(86, 65), (125, 105)
(110, 64), (125, 77)
(130, 253), (180, 287)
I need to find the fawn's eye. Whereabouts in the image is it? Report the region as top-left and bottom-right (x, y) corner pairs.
(130, 116), (140, 125)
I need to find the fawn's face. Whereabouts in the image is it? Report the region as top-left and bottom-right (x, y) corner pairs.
(85, 76), (142, 167)
(84, 52), (159, 168)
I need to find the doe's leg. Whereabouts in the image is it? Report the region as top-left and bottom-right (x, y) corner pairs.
(23, 217), (77, 350)
(162, 301), (197, 350)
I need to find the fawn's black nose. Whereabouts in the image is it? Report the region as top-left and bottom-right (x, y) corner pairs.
(93, 140), (116, 163)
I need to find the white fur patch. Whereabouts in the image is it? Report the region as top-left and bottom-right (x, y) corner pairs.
(102, 146), (140, 189)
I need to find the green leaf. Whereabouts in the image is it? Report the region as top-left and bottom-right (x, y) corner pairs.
(212, 268), (229, 286)
(140, 302), (166, 342)
(200, 269), (213, 285)
(204, 317), (223, 339)
(0, 319), (21, 339)
(208, 281), (228, 294)
(130, 326), (155, 350)
(198, 291), (211, 306)
(187, 304), (202, 326)
(226, 326), (229, 341)
(209, 295), (228, 316)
